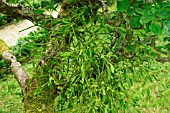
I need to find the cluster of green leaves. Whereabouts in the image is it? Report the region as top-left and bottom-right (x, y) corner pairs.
(0, 59), (10, 79)
(4, 0), (169, 112)
(0, 14), (18, 26)
(0, 0), (21, 26)
(11, 29), (49, 63)
(18, 0), (57, 9)
(50, 0), (170, 112)
(0, 29), (48, 78)
(126, 0), (170, 50)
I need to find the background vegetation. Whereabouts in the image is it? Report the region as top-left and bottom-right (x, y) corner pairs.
(0, 0), (170, 112)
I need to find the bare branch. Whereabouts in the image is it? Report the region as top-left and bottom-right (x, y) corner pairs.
(100, 0), (108, 15)
(2, 51), (29, 94)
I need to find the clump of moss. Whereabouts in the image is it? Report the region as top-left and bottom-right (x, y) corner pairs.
(0, 39), (10, 78)
(0, 39), (9, 57)
(23, 76), (55, 113)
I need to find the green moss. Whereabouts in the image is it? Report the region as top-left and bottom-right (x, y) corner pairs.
(23, 76), (55, 113)
(0, 39), (9, 57)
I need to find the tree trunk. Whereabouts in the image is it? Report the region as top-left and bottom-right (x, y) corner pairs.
(1, 50), (56, 112)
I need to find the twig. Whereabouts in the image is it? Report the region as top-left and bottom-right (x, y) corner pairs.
(100, 0), (108, 15)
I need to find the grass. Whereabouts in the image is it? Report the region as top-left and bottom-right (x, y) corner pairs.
(0, 75), (22, 113)
(0, 61), (169, 113)
(0, 63), (34, 113)
(129, 61), (170, 113)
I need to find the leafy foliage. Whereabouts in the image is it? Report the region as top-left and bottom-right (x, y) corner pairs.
(16, 0), (169, 112)
(1, 0), (170, 112)
(0, 14), (18, 26)
(0, 59), (10, 79)
(11, 29), (49, 63)
(21, 0), (168, 112)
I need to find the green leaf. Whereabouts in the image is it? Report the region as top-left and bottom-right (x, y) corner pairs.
(151, 23), (162, 35)
(115, 37), (121, 50)
(145, 22), (151, 33)
(117, 0), (129, 12)
(48, 83), (53, 90)
(81, 65), (86, 83)
(110, 64), (114, 73)
(86, 49), (94, 58)
(49, 2), (55, 10)
(163, 20), (170, 37)
(147, 89), (151, 97)
(51, 20), (60, 25)
(34, 9), (44, 14)
(49, 77), (54, 83)
(127, 8), (135, 16)
(150, 7), (158, 15)
(164, 37), (170, 42)
(140, 11), (154, 24)
(106, 65), (111, 79)
(165, 44), (170, 51)
(62, 19), (70, 24)
(157, 9), (170, 19)
(69, 0), (75, 3)
(127, 44), (135, 54)
(117, 27), (126, 38)
(130, 15), (141, 28)
(135, 8), (144, 15)
(33, 87), (41, 95)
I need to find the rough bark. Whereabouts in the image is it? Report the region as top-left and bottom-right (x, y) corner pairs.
(2, 51), (29, 94)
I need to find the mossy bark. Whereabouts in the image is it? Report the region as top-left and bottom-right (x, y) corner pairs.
(1, 49), (55, 112)
(23, 76), (56, 113)
(0, 39), (9, 58)
(23, 76), (55, 113)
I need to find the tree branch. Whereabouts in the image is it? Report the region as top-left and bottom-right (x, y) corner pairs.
(100, 0), (108, 15)
(156, 54), (170, 63)
(0, 0), (45, 22)
(2, 51), (29, 94)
